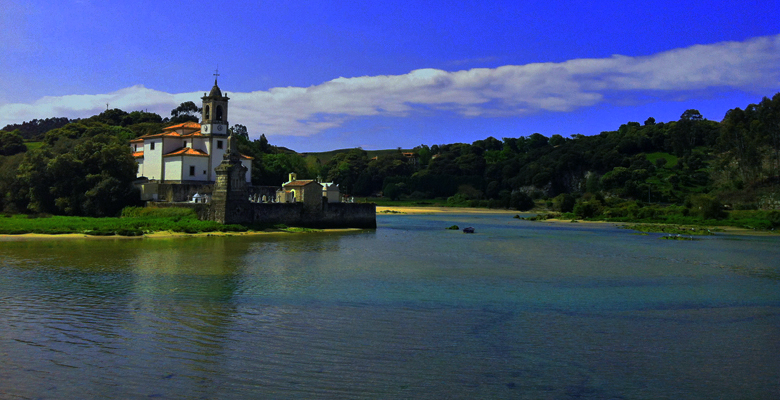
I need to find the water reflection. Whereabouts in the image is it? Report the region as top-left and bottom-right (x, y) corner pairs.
(0, 219), (779, 398)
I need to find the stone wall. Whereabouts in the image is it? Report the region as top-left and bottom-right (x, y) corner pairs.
(250, 202), (376, 229)
(145, 201), (375, 229)
(156, 183), (214, 202)
(250, 186), (279, 202)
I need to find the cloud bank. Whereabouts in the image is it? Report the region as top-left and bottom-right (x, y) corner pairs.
(2, 34), (778, 137)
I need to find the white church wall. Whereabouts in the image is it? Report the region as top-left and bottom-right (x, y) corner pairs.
(162, 137), (180, 154)
(241, 159), (252, 183)
(164, 158), (183, 181)
(144, 139), (163, 180)
(185, 157), (210, 181)
(210, 137), (228, 180)
(136, 158), (144, 177)
(192, 137), (208, 153)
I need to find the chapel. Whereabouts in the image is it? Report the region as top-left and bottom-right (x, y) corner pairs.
(130, 79), (253, 184)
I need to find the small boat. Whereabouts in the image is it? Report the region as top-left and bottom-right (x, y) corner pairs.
(462, 227), (475, 233)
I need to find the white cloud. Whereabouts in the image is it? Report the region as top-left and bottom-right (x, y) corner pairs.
(2, 34), (779, 137)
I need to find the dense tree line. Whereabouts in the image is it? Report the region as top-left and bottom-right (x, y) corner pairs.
(310, 94), (779, 213)
(1, 94), (777, 216)
(0, 108), (167, 215)
(2, 117), (72, 140)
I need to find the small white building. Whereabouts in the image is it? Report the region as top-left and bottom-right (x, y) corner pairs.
(321, 182), (341, 203)
(131, 80), (252, 184)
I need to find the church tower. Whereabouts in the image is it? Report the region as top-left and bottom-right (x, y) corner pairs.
(201, 73), (229, 136)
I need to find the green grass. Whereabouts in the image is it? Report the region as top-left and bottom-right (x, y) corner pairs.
(0, 208), (247, 236)
(646, 152), (678, 168)
(622, 224), (717, 235)
(24, 141), (44, 151)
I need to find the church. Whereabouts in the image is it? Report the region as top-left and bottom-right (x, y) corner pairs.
(133, 77), (376, 228)
(130, 79), (252, 186)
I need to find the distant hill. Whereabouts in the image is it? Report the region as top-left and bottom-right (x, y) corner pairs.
(2, 117), (73, 140)
(302, 148), (414, 164)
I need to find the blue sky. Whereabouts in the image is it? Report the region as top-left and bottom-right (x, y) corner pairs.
(1, 0), (778, 152)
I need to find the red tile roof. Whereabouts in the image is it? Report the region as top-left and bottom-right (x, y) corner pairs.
(132, 151), (144, 158)
(164, 147), (209, 157)
(163, 121), (201, 131)
(284, 180), (320, 187)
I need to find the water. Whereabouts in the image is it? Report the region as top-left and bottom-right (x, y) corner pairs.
(1, 213), (778, 399)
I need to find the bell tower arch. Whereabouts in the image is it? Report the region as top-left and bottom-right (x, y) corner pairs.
(201, 70), (229, 136)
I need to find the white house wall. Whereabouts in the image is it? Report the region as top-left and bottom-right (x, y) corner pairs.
(136, 158), (144, 177)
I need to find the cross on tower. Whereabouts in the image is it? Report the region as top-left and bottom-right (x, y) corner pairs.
(213, 68), (220, 83)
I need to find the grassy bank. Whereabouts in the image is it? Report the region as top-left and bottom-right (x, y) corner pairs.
(524, 209), (779, 234)
(0, 207), (247, 236)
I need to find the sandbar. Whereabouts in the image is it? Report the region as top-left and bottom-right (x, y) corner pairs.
(377, 206), (520, 215)
(0, 228), (362, 241)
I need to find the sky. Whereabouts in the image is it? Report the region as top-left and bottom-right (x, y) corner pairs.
(1, 0), (778, 152)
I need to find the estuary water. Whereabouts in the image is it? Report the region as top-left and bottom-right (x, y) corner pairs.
(1, 213), (778, 399)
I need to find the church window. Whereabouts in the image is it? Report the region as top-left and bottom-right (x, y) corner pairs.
(217, 140), (224, 149)
(189, 166), (195, 176)
(204, 105), (210, 120)
(216, 105), (223, 121)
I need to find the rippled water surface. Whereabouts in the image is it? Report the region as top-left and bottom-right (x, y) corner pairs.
(1, 213), (779, 399)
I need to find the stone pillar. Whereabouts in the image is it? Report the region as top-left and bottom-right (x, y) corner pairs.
(209, 133), (251, 224)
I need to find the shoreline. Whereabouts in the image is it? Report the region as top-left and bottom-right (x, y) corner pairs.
(377, 206), (778, 236)
(0, 228), (362, 242)
(538, 217), (777, 236)
(377, 206), (521, 215)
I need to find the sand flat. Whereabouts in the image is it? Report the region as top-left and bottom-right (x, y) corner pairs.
(0, 228), (361, 241)
(377, 206), (520, 215)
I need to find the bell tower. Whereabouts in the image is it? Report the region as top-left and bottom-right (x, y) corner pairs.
(201, 70), (229, 135)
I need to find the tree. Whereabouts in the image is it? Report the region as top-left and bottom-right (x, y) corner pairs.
(549, 134), (565, 147)
(2, 117), (72, 140)
(323, 149), (369, 195)
(680, 109), (703, 121)
(232, 124), (249, 139)
(689, 194), (726, 220)
(383, 183), (402, 200)
(0, 130), (27, 156)
(510, 191), (534, 211)
(170, 101), (201, 123)
(14, 134), (139, 216)
(552, 193), (576, 213)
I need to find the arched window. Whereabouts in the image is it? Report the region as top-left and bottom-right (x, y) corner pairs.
(204, 105), (210, 120)
(216, 105), (223, 121)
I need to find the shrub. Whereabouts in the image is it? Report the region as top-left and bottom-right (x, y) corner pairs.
(573, 201), (602, 219)
(121, 206), (197, 218)
(767, 210), (780, 228)
(552, 193), (575, 213)
(510, 191), (534, 211)
(689, 194), (727, 220)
